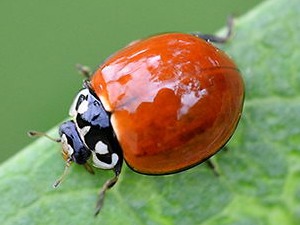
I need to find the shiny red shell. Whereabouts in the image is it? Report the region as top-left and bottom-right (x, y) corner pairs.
(91, 33), (244, 174)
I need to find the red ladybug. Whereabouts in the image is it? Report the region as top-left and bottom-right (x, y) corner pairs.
(91, 32), (244, 175)
(30, 25), (244, 216)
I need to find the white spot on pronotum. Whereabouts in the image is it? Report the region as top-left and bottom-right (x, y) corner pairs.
(77, 100), (89, 114)
(78, 126), (91, 137)
(69, 88), (90, 117)
(111, 153), (119, 167)
(95, 141), (109, 154)
(92, 152), (119, 170)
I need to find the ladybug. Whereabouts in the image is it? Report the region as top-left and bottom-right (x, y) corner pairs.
(29, 20), (244, 216)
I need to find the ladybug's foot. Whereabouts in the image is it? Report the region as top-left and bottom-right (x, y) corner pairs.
(206, 159), (219, 176)
(222, 146), (229, 152)
(95, 175), (119, 216)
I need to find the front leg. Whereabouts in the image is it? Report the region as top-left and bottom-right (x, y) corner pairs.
(95, 174), (119, 216)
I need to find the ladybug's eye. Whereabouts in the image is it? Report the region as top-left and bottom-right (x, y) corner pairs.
(93, 100), (100, 107)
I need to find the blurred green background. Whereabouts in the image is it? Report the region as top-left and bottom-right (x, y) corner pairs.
(0, 0), (263, 163)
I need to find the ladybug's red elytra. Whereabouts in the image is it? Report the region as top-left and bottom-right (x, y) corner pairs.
(91, 32), (244, 175)
(29, 20), (244, 216)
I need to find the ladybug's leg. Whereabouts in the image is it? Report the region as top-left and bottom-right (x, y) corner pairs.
(95, 174), (119, 216)
(76, 63), (92, 79)
(94, 158), (123, 216)
(83, 163), (95, 174)
(94, 162), (122, 216)
(206, 159), (219, 176)
(192, 16), (233, 43)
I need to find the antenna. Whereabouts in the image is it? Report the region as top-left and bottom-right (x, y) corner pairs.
(28, 130), (73, 188)
(53, 159), (72, 188)
(28, 130), (61, 143)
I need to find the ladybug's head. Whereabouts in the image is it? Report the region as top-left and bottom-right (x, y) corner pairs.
(28, 120), (92, 187)
(28, 81), (122, 188)
(58, 121), (91, 165)
(67, 85), (121, 171)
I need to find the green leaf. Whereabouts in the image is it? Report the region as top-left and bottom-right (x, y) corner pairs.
(1, 0), (300, 224)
